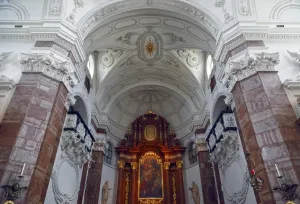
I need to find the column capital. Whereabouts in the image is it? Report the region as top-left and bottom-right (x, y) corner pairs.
(222, 52), (280, 92)
(20, 53), (78, 92)
(176, 160), (183, 169)
(196, 139), (208, 152)
(131, 162), (138, 170)
(164, 162), (170, 170)
(118, 160), (125, 169)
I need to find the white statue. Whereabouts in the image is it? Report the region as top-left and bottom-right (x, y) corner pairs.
(189, 181), (200, 204)
(101, 181), (111, 204)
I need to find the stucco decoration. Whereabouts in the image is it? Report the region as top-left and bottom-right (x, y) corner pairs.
(0, 52), (21, 85)
(52, 156), (80, 204)
(117, 32), (139, 45)
(222, 52), (280, 91)
(224, 93), (235, 110)
(0, 0), (30, 20)
(287, 50), (300, 65)
(238, 0), (250, 16)
(67, 0), (84, 23)
(64, 93), (77, 111)
(270, 0), (300, 20)
(136, 27), (163, 64)
(176, 49), (203, 69)
(214, 0), (234, 23)
(49, 0), (62, 16)
(222, 167), (250, 204)
(20, 53), (78, 92)
(100, 49), (124, 69)
(284, 50), (300, 90)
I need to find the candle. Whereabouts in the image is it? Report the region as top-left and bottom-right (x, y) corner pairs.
(251, 169), (255, 175)
(20, 163), (26, 176)
(275, 164), (281, 177)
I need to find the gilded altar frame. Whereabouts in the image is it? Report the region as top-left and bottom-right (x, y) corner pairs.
(138, 152), (164, 204)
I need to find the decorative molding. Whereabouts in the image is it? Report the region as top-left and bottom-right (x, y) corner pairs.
(0, 75), (16, 91)
(136, 27), (163, 64)
(100, 49), (124, 68)
(118, 160), (125, 169)
(0, 0), (30, 20)
(93, 136), (106, 152)
(60, 113), (94, 166)
(270, 1), (300, 20)
(238, 0), (250, 16)
(116, 32), (139, 45)
(222, 169), (250, 204)
(287, 50), (300, 65)
(20, 53), (78, 92)
(176, 49), (202, 68)
(49, 0), (62, 16)
(52, 156), (80, 204)
(162, 33), (185, 44)
(224, 93), (235, 110)
(195, 138), (208, 152)
(284, 79), (300, 90)
(222, 52), (280, 92)
(214, 0), (234, 24)
(163, 162), (170, 170)
(64, 93), (77, 111)
(67, 0), (84, 24)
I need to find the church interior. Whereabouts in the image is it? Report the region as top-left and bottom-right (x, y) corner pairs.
(0, 0), (300, 204)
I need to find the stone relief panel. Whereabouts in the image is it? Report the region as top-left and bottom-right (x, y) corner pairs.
(48, 0), (63, 16)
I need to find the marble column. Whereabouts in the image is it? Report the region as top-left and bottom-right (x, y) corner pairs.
(232, 71), (300, 203)
(83, 141), (105, 204)
(0, 73), (68, 203)
(176, 160), (185, 204)
(163, 161), (171, 203)
(197, 141), (219, 204)
(116, 160), (125, 204)
(131, 161), (138, 204)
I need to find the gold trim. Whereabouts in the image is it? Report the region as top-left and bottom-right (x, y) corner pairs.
(138, 152), (164, 201)
(131, 162), (138, 170)
(144, 125), (157, 141)
(286, 201), (295, 204)
(118, 160), (125, 169)
(4, 201), (14, 204)
(176, 160), (183, 169)
(163, 162), (170, 170)
(125, 172), (130, 204)
(172, 172), (176, 204)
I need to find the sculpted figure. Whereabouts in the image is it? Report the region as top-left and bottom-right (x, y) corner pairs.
(189, 181), (200, 204)
(101, 181), (111, 204)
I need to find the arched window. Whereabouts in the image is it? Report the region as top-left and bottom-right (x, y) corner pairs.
(104, 142), (112, 165)
(86, 54), (95, 78)
(206, 55), (214, 78)
(188, 142), (198, 165)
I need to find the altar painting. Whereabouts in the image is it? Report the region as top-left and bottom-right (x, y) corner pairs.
(139, 156), (163, 199)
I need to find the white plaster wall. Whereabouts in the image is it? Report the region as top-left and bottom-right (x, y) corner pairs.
(98, 163), (118, 204)
(183, 163), (204, 204)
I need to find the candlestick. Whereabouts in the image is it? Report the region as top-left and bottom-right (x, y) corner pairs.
(20, 163), (26, 176)
(275, 164), (281, 177)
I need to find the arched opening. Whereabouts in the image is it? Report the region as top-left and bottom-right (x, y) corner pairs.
(86, 54), (95, 78)
(206, 55), (214, 78)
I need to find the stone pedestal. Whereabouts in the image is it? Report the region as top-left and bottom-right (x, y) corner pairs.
(232, 71), (300, 203)
(0, 73), (68, 203)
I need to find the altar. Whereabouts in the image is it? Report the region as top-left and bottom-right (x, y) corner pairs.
(115, 111), (186, 204)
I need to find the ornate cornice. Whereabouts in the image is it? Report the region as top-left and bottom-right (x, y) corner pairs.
(222, 52), (280, 92)
(20, 53), (78, 92)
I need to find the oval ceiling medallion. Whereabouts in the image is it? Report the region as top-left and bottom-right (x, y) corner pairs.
(137, 27), (163, 64)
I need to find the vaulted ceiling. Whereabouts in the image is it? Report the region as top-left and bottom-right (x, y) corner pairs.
(82, 5), (220, 139)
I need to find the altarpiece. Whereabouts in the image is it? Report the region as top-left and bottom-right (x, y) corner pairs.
(115, 111), (186, 204)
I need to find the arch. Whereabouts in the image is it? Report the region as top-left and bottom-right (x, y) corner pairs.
(86, 54), (95, 78)
(270, 0), (300, 20)
(72, 93), (89, 125)
(210, 92), (228, 124)
(206, 54), (214, 78)
(78, 1), (222, 41)
(0, 0), (30, 20)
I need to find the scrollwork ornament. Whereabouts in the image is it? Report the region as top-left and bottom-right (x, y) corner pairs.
(131, 162), (138, 170)
(118, 160), (125, 169)
(164, 162), (170, 170)
(176, 160), (183, 169)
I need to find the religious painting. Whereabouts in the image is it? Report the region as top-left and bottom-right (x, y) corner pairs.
(138, 152), (163, 199)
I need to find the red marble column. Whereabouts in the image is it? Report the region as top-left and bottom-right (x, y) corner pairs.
(83, 146), (104, 204)
(232, 71), (300, 203)
(198, 150), (219, 204)
(131, 162), (138, 204)
(0, 73), (68, 203)
(116, 160), (125, 204)
(176, 160), (185, 204)
(163, 162), (171, 204)
(77, 162), (88, 204)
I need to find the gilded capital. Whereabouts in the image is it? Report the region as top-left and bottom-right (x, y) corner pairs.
(176, 160), (183, 169)
(131, 162), (138, 170)
(164, 162), (170, 170)
(196, 140), (208, 152)
(118, 160), (125, 169)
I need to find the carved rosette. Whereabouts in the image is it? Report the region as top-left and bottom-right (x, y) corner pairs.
(222, 52), (280, 92)
(20, 53), (78, 92)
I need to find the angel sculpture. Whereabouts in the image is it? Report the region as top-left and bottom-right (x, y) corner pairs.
(189, 181), (200, 204)
(101, 181), (112, 204)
